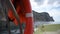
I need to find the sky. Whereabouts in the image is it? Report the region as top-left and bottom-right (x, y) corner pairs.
(30, 0), (60, 22)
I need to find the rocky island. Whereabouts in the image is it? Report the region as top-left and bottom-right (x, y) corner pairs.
(33, 10), (54, 22)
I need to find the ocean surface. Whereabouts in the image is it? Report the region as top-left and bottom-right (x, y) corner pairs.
(34, 21), (60, 26)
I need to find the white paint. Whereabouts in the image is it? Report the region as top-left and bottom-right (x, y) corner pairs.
(26, 13), (33, 17)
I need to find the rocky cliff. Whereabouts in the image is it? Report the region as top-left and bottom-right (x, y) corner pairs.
(33, 10), (54, 22)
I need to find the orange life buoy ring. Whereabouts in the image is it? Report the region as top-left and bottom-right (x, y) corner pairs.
(8, 0), (34, 34)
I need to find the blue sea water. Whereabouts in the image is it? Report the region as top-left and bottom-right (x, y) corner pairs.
(34, 21), (60, 25)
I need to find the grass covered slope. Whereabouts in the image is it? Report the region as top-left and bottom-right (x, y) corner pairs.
(34, 24), (60, 34)
(44, 24), (60, 31)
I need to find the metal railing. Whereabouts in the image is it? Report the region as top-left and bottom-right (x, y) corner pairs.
(0, 0), (22, 34)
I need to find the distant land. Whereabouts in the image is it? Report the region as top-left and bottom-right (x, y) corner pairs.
(33, 10), (54, 22)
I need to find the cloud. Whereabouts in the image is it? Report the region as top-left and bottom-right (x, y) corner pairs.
(30, 0), (60, 22)
(48, 0), (57, 4)
(34, 0), (60, 5)
(34, 0), (44, 5)
(48, 0), (60, 5)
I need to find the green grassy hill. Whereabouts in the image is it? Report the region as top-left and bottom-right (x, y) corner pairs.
(34, 24), (60, 34)
(44, 24), (60, 31)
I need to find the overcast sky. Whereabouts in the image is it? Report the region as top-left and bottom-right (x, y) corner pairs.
(30, 0), (60, 22)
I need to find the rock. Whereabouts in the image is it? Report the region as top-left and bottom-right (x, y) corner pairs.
(32, 10), (54, 22)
